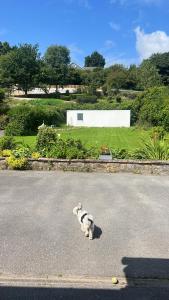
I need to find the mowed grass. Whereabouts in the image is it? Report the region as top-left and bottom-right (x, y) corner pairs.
(14, 127), (149, 150)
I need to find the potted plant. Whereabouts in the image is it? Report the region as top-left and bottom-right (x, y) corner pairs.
(99, 145), (112, 160)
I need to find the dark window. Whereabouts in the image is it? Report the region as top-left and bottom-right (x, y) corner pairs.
(77, 113), (83, 121)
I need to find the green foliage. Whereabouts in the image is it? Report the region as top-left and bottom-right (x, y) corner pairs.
(36, 127), (59, 153)
(44, 45), (70, 87)
(0, 41), (14, 56)
(5, 119), (25, 136)
(150, 126), (166, 140)
(149, 52), (169, 85)
(0, 88), (5, 101)
(105, 64), (128, 90)
(0, 114), (8, 129)
(76, 95), (97, 104)
(136, 87), (169, 129)
(6, 156), (28, 170)
(0, 44), (40, 94)
(133, 139), (169, 160)
(137, 60), (162, 90)
(5, 105), (65, 136)
(111, 148), (131, 159)
(84, 51), (105, 68)
(12, 146), (31, 158)
(0, 136), (16, 150)
(36, 127), (89, 159)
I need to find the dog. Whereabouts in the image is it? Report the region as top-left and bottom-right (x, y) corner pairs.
(73, 203), (94, 240)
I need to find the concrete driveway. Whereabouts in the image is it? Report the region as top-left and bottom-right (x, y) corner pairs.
(0, 171), (169, 282)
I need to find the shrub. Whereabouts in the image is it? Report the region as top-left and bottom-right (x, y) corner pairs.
(0, 88), (5, 101)
(0, 114), (9, 129)
(2, 149), (12, 157)
(150, 126), (166, 140)
(133, 139), (169, 160)
(60, 95), (72, 101)
(0, 136), (16, 150)
(111, 148), (130, 159)
(31, 152), (41, 159)
(76, 95), (97, 104)
(6, 156), (28, 170)
(12, 146), (31, 158)
(36, 127), (59, 154)
(5, 119), (25, 136)
(6, 105), (65, 136)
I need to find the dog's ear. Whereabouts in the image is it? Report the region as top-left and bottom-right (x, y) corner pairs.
(78, 203), (82, 209)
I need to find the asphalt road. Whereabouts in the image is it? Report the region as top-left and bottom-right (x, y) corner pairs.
(0, 171), (169, 283)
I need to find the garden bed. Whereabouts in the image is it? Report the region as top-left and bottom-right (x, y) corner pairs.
(0, 157), (169, 175)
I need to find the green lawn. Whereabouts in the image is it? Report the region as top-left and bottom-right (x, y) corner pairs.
(15, 127), (150, 150)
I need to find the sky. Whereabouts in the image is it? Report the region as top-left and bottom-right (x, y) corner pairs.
(0, 0), (169, 67)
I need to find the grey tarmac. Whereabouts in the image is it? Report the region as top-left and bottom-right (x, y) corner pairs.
(0, 171), (169, 299)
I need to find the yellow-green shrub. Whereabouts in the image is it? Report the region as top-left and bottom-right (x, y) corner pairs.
(2, 149), (12, 157)
(31, 152), (41, 159)
(6, 156), (28, 170)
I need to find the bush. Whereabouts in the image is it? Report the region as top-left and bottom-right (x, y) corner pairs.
(5, 119), (25, 136)
(76, 95), (97, 104)
(31, 152), (41, 159)
(111, 148), (130, 159)
(150, 126), (166, 140)
(5, 105), (65, 136)
(0, 136), (16, 150)
(60, 95), (72, 101)
(0, 114), (9, 129)
(36, 127), (59, 154)
(132, 138), (169, 160)
(6, 156), (28, 170)
(0, 88), (5, 101)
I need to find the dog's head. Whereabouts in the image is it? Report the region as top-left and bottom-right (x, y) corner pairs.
(73, 202), (82, 215)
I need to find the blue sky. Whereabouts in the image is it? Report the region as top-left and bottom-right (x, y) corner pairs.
(1, 0), (169, 66)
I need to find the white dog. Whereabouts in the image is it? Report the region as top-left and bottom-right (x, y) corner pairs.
(73, 203), (94, 240)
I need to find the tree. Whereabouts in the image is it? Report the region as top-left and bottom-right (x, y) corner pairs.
(149, 52), (169, 85)
(126, 64), (139, 90)
(44, 45), (70, 90)
(0, 44), (40, 95)
(84, 51), (105, 68)
(105, 64), (128, 91)
(0, 41), (14, 56)
(137, 60), (162, 90)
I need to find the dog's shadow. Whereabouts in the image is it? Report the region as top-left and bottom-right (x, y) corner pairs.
(93, 225), (102, 239)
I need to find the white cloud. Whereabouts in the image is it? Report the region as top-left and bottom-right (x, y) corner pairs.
(109, 22), (120, 31)
(135, 27), (169, 60)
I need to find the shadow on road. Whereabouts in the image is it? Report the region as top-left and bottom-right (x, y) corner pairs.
(94, 224), (102, 239)
(1, 257), (169, 300)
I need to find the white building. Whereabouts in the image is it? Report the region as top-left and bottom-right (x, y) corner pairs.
(67, 110), (130, 127)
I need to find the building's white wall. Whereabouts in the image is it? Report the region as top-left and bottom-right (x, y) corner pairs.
(67, 110), (130, 127)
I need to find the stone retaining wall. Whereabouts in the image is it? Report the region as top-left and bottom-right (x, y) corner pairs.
(0, 157), (169, 175)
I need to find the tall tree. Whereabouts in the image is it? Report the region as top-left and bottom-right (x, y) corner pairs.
(137, 60), (162, 90)
(149, 52), (169, 85)
(105, 64), (128, 91)
(0, 44), (40, 94)
(44, 45), (70, 90)
(84, 51), (105, 68)
(0, 41), (14, 56)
